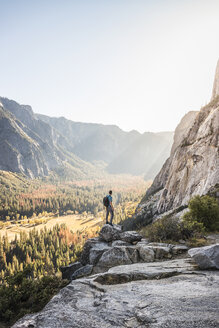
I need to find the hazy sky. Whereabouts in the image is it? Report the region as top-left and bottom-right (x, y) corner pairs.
(0, 0), (219, 133)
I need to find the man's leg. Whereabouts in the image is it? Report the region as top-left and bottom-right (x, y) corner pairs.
(106, 207), (109, 224)
(109, 207), (114, 225)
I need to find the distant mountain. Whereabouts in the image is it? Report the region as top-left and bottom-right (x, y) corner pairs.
(36, 114), (141, 163)
(0, 97), (173, 179)
(37, 115), (173, 178)
(0, 98), (96, 179)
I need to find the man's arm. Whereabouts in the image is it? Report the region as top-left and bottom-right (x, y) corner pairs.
(110, 201), (114, 211)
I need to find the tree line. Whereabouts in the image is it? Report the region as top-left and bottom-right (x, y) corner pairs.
(0, 177), (148, 221)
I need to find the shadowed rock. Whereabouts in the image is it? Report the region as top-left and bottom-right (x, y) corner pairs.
(60, 262), (82, 280)
(80, 238), (109, 265)
(72, 264), (93, 280)
(188, 244), (219, 269)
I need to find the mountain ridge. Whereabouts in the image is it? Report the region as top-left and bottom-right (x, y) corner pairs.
(0, 97), (173, 179)
(37, 113), (173, 178)
(0, 97), (96, 179)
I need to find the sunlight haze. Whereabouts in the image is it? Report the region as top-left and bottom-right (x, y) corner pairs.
(0, 0), (219, 132)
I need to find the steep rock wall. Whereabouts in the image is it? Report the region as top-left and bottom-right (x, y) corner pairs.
(212, 59), (219, 100)
(137, 63), (219, 221)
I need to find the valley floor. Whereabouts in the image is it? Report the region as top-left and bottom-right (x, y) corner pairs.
(0, 213), (103, 242)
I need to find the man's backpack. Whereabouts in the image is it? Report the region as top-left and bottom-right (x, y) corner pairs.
(103, 196), (109, 207)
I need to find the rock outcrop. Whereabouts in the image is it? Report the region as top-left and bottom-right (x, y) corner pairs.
(12, 257), (219, 328)
(62, 225), (188, 278)
(212, 59), (219, 100)
(136, 62), (219, 222)
(12, 225), (219, 328)
(188, 244), (219, 269)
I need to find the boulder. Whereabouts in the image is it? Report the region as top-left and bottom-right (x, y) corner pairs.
(119, 231), (142, 244)
(154, 246), (172, 259)
(12, 258), (219, 328)
(99, 224), (142, 244)
(71, 264), (93, 280)
(80, 238), (109, 265)
(60, 262), (83, 280)
(137, 245), (155, 262)
(89, 243), (111, 265)
(95, 246), (132, 271)
(188, 244), (219, 269)
(123, 245), (140, 263)
(99, 224), (122, 242)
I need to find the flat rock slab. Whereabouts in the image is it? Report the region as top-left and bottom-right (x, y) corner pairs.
(12, 260), (219, 328)
(94, 258), (196, 285)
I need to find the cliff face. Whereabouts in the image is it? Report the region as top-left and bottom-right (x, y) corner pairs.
(157, 100), (218, 213)
(0, 106), (49, 177)
(138, 64), (219, 220)
(212, 59), (219, 100)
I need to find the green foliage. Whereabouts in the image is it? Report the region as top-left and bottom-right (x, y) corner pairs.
(183, 195), (219, 232)
(0, 225), (97, 325)
(143, 216), (182, 242)
(0, 171), (147, 222)
(0, 225), (85, 284)
(186, 238), (208, 248)
(0, 266), (68, 325)
(142, 195), (219, 243)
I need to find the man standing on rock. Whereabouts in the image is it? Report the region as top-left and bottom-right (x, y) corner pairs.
(105, 190), (114, 225)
